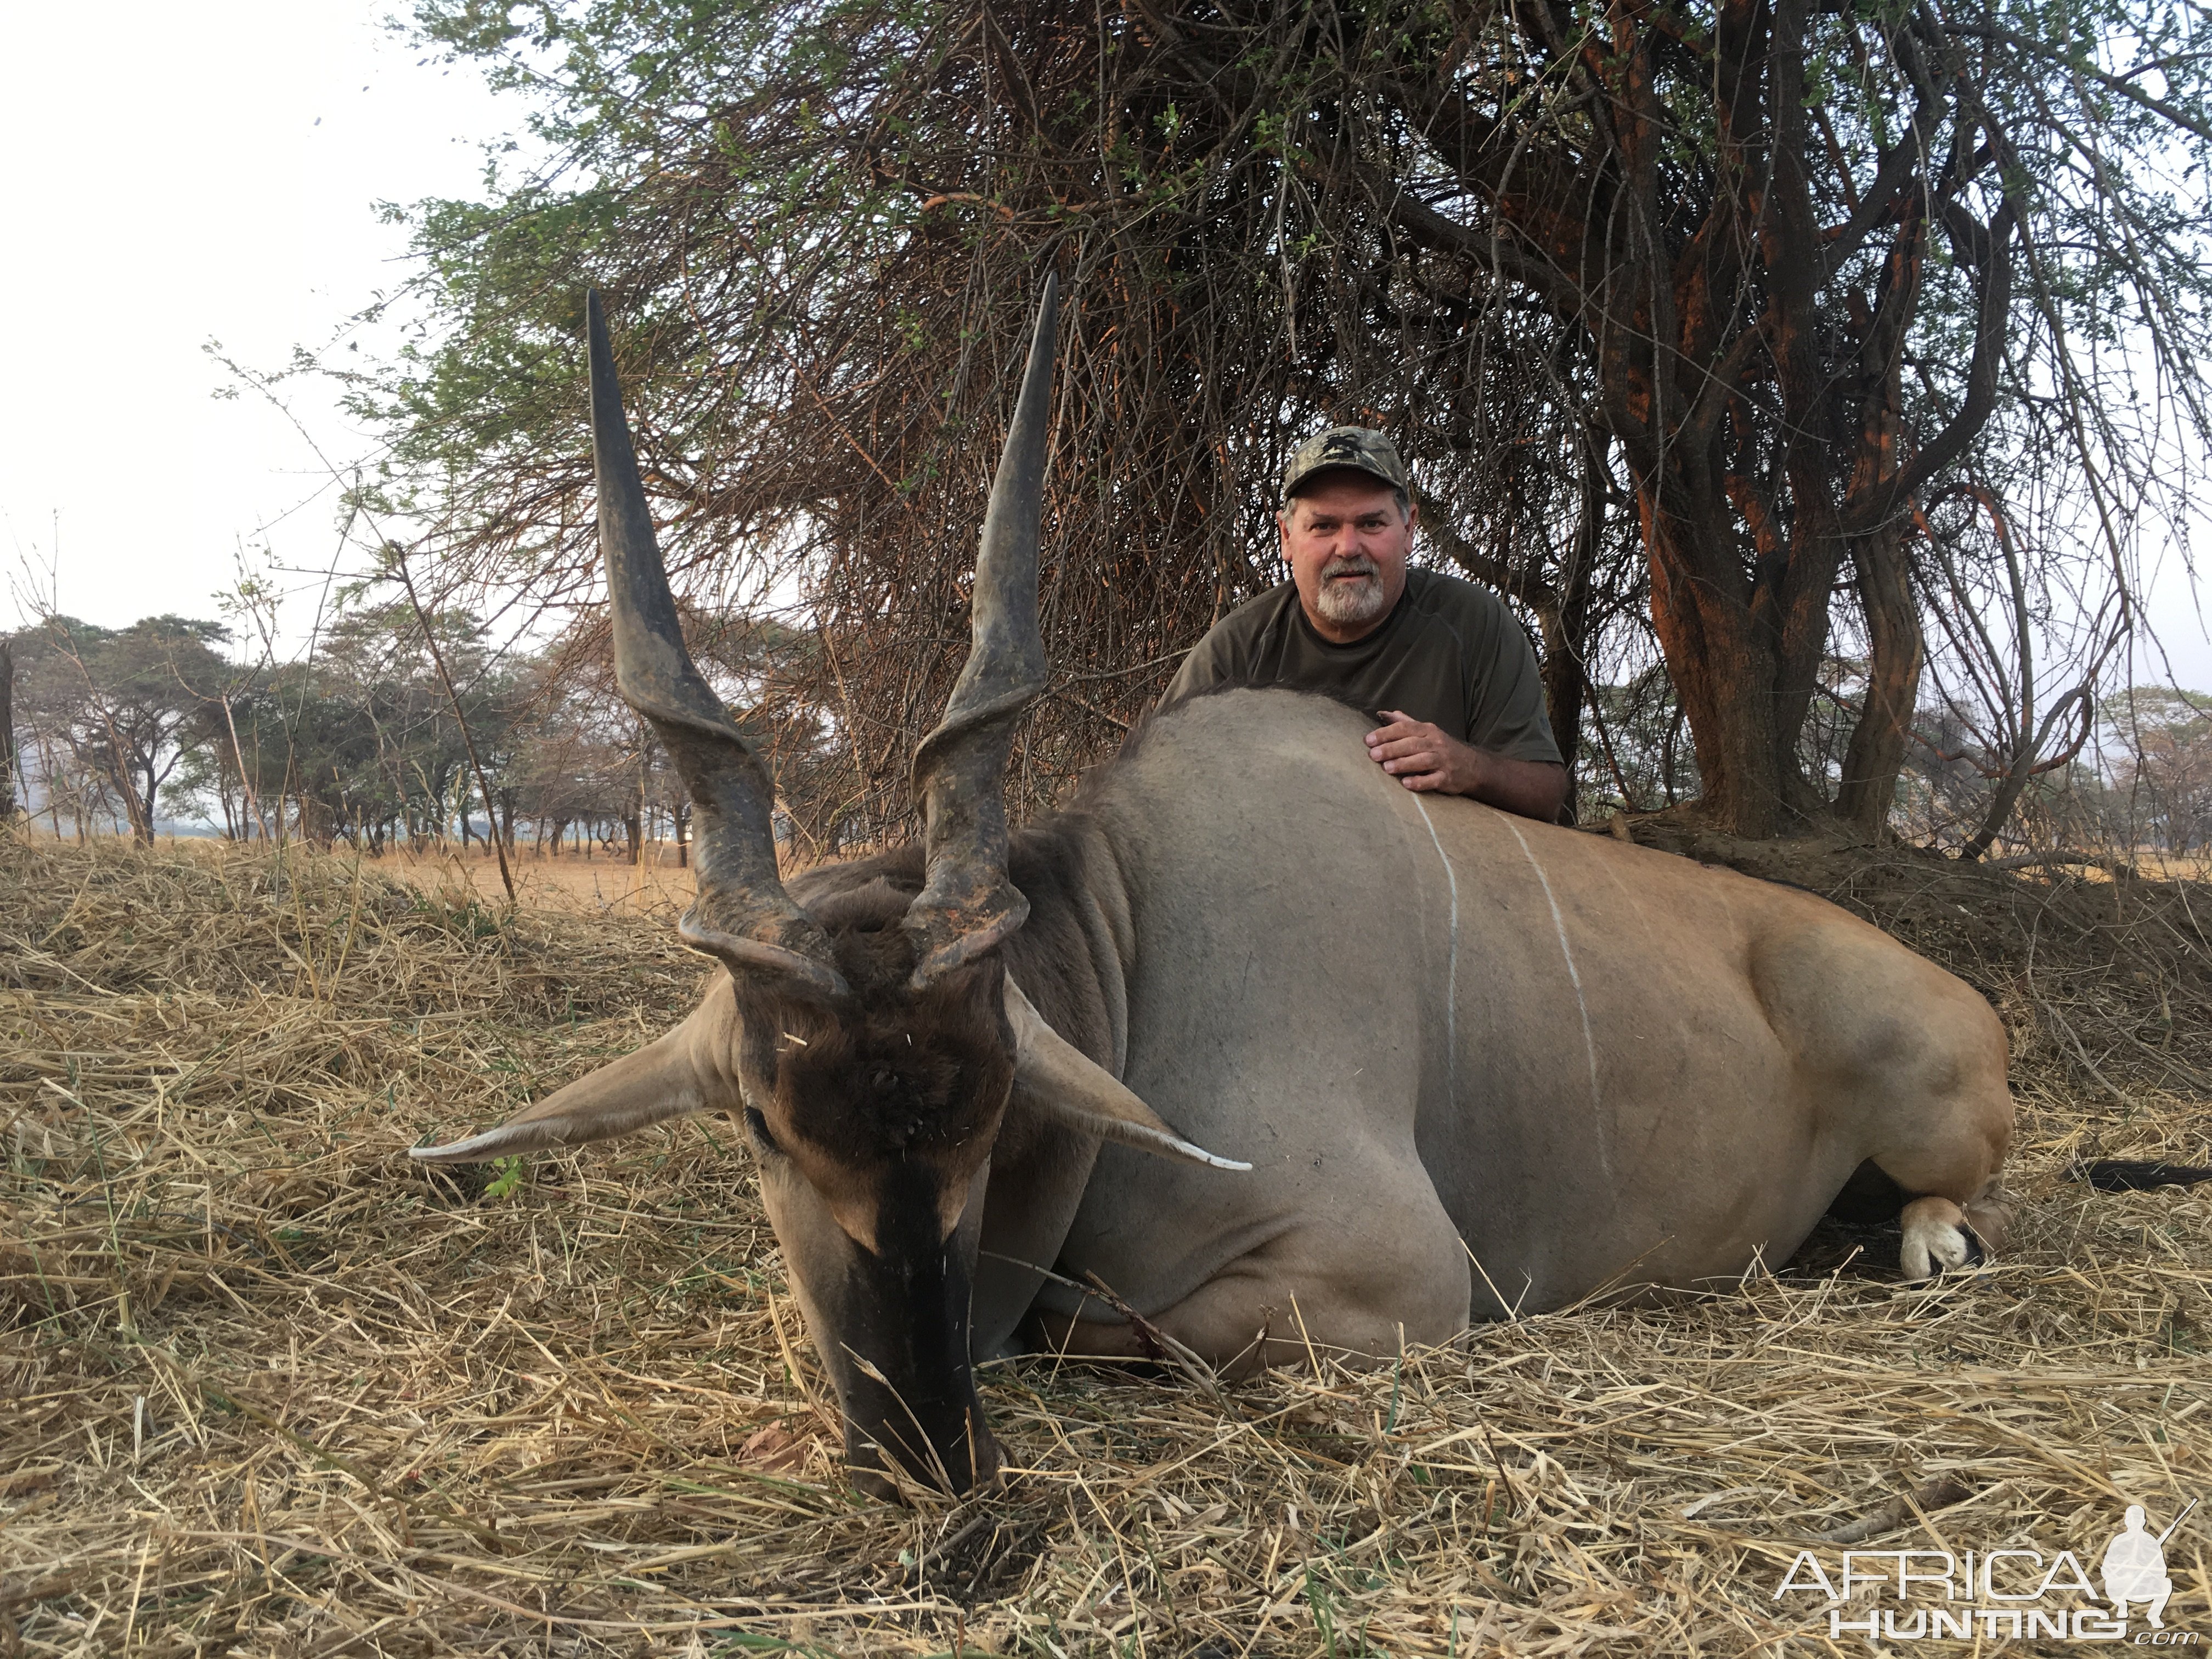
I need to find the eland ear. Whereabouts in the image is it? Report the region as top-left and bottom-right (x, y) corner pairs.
(410, 1005), (723, 1164)
(1003, 978), (1250, 1172)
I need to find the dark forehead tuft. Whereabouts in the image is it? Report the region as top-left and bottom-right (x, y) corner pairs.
(827, 919), (923, 1000)
(776, 867), (929, 998)
(727, 883), (1012, 1164)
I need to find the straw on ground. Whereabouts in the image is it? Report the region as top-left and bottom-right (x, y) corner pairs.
(3, 834), (2207, 1656)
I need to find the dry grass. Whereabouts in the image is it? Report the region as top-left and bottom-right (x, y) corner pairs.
(375, 844), (699, 919)
(3, 831), (2209, 1657)
(17, 828), (705, 919)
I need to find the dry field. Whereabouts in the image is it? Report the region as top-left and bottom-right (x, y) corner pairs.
(378, 845), (690, 924)
(375, 844), (699, 919)
(3, 830), (2210, 1657)
(18, 831), (705, 919)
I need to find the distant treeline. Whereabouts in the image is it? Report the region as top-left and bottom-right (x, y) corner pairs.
(4, 607), (2206, 864)
(0, 604), (837, 864)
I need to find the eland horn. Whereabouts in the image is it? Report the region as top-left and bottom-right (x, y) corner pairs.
(586, 291), (848, 998)
(903, 274), (1059, 988)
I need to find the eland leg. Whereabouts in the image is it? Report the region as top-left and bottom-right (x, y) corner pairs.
(1763, 925), (2015, 1283)
(1829, 1158), (2010, 1281)
(1865, 1068), (2012, 1282)
(1041, 1177), (1470, 1375)
(1848, 1025), (2012, 1282)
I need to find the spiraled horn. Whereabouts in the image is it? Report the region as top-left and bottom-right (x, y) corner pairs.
(903, 274), (1059, 988)
(587, 291), (848, 998)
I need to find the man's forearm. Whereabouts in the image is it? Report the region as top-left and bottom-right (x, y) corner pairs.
(1462, 752), (1568, 822)
(1367, 713), (1568, 820)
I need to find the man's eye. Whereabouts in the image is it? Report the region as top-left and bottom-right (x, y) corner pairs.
(744, 1107), (781, 1153)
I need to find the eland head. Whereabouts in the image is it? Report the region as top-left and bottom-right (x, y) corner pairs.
(409, 277), (1243, 1497)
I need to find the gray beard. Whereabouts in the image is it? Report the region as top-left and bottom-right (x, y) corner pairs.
(1312, 556), (1389, 628)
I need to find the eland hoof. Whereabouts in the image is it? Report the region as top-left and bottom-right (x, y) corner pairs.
(1899, 1196), (1983, 1282)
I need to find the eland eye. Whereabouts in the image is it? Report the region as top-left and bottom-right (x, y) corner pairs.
(743, 1106), (781, 1154)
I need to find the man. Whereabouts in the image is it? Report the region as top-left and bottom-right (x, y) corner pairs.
(1161, 426), (1568, 822)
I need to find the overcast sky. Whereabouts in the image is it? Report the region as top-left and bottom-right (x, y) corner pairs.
(0, 2), (512, 641)
(4, 2), (2208, 691)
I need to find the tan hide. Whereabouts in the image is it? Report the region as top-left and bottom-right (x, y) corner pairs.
(1004, 978), (1251, 1171)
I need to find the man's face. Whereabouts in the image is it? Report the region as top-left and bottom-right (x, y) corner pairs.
(1278, 471), (1414, 644)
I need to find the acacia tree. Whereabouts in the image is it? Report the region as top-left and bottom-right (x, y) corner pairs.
(1374, 0), (2034, 836)
(509, 604), (837, 857)
(227, 602), (515, 849)
(377, 0), (2212, 839)
(371, 0), (1657, 836)
(2107, 686), (2212, 855)
(14, 616), (234, 844)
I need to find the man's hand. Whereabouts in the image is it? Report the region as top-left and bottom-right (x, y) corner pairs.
(1365, 713), (1481, 793)
(1365, 711), (1568, 822)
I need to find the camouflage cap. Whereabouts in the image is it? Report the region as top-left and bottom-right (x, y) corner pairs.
(1279, 425), (1409, 507)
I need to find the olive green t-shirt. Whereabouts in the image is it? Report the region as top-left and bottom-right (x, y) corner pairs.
(1159, 568), (1562, 765)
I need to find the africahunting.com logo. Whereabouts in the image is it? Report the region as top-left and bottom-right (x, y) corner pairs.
(1773, 1500), (2198, 1643)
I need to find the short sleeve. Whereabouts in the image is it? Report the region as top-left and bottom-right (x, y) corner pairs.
(1159, 637), (1223, 706)
(1463, 608), (1562, 766)
(1159, 605), (1262, 706)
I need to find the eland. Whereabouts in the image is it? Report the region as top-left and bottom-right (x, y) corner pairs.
(413, 279), (2015, 1496)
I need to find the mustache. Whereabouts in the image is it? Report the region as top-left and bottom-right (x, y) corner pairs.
(1319, 555), (1381, 582)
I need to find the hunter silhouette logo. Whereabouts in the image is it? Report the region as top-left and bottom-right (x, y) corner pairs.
(1773, 1497), (2200, 1643)
(2104, 1502), (2194, 1630)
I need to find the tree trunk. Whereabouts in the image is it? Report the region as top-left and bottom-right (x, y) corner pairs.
(1836, 526), (1926, 834)
(1642, 502), (1788, 837)
(1536, 582), (1593, 823)
(1537, 427), (1609, 821)
(0, 640), (13, 820)
(125, 765), (155, 846)
(41, 737), (64, 838)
